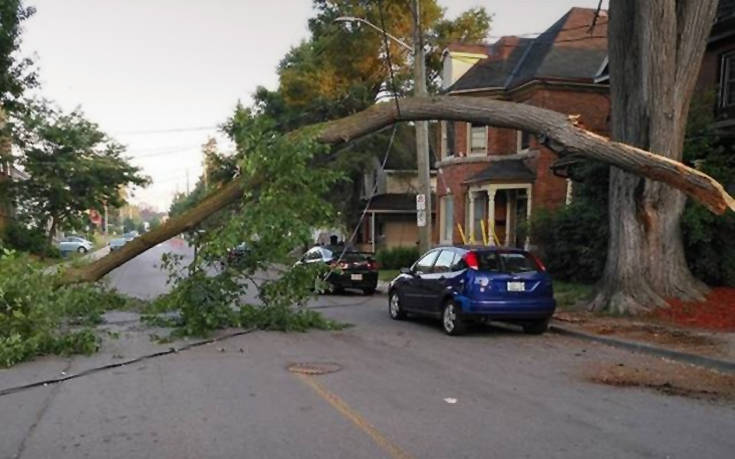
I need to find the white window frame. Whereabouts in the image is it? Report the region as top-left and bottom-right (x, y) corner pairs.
(516, 130), (531, 153)
(467, 122), (488, 156)
(721, 51), (735, 108)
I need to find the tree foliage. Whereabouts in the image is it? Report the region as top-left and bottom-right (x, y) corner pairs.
(151, 110), (346, 337)
(255, 0), (492, 132)
(681, 93), (735, 286)
(0, 249), (138, 367)
(12, 100), (149, 238)
(0, 0), (36, 118)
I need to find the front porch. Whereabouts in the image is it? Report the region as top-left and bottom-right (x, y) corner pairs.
(465, 183), (532, 248)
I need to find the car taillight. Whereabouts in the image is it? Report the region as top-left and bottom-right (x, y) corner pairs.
(531, 253), (547, 272)
(366, 261), (377, 270)
(339, 262), (350, 270)
(463, 251), (479, 270)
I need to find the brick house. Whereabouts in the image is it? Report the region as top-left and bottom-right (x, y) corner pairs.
(436, 7), (610, 247)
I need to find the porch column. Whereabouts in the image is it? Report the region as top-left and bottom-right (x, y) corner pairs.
(468, 191), (475, 243)
(505, 190), (512, 246)
(525, 185), (533, 249)
(371, 211), (376, 254)
(487, 186), (496, 246)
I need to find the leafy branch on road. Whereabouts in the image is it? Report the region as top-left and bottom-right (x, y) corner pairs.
(143, 112), (348, 338)
(0, 250), (142, 367)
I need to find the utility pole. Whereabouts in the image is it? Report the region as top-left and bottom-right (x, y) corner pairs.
(412, 0), (432, 253)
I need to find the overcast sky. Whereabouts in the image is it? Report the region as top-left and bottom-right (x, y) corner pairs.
(21, 0), (608, 212)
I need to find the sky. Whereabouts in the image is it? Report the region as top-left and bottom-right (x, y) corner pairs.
(21, 0), (608, 212)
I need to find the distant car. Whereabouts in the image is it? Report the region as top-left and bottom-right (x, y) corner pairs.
(298, 245), (378, 295)
(58, 236), (94, 255)
(123, 231), (139, 241)
(225, 243), (251, 267)
(109, 238), (128, 252)
(388, 246), (555, 336)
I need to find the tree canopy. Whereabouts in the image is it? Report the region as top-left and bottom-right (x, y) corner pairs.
(12, 100), (149, 238)
(255, 0), (492, 132)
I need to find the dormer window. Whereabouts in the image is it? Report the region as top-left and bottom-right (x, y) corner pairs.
(469, 122), (488, 155)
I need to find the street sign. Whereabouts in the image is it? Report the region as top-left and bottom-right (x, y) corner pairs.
(417, 210), (426, 227)
(416, 193), (425, 210)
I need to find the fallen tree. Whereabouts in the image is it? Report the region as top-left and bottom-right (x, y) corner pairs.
(60, 95), (735, 285)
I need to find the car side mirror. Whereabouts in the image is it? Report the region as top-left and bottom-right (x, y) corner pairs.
(400, 267), (412, 275)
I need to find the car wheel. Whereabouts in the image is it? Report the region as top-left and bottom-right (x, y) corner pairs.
(388, 291), (406, 320)
(77, 246), (88, 254)
(522, 318), (550, 335)
(362, 288), (376, 296)
(442, 300), (466, 336)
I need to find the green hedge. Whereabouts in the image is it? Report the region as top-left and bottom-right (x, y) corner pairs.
(528, 201), (608, 284)
(376, 246), (419, 270)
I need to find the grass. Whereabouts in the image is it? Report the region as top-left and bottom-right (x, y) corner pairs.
(379, 269), (399, 282)
(554, 281), (594, 310)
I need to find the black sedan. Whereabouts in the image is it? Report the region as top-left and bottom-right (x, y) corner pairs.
(299, 246), (378, 295)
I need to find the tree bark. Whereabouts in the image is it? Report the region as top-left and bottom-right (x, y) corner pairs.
(590, 0), (720, 313)
(61, 94), (734, 285)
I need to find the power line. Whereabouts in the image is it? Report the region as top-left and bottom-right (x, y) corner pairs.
(113, 125), (218, 136)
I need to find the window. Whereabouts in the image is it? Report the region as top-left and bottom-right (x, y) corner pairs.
(304, 248), (323, 261)
(469, 123), (487, 155)
(446, 122), (455, 157)
(498, 252), (540, 273)
(442, 195), (454, 242)
(433, 250), (456, 273)
(721, 52), (735, 108)
(413, 250), (439, 273)
(517, 130), (531, 152)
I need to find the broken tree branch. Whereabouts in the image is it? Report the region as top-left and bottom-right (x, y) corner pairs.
(61, 96), (735, 284)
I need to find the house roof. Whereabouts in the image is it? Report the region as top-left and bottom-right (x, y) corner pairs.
(365, 193), (437, 213)
(463, 159), (535, 184)
(446, 7), (608, 93)
(445, 43), (490, 55)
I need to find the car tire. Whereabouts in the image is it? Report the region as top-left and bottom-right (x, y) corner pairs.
(77, 247), (88, 254)
(522, 318), (550, 335)
(362, 288), (376, 296)
(442, 300), (466, 336)
(388, 291), (407, 320)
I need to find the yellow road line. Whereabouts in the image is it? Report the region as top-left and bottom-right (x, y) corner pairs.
(294, 373), (413, 459)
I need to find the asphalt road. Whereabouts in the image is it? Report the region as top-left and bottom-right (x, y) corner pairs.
(2, 239), (735, 458)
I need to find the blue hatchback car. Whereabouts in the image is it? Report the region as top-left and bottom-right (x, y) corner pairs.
(388, 246), (555, 335)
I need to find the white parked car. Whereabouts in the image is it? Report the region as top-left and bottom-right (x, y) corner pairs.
(58, 236), (94, 254)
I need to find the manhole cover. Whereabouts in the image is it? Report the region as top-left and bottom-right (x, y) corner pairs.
(287, 362), (342, 375)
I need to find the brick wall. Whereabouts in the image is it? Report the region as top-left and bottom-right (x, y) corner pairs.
(437, 84), (611, 244)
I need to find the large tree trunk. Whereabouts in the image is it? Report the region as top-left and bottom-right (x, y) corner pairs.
(61, 95), (734, 285)
(590, 0), (720, 313)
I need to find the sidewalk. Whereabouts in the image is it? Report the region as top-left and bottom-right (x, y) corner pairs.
(552, 310), (735, 371)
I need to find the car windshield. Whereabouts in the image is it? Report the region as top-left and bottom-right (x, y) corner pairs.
(476, 251), (540, 273)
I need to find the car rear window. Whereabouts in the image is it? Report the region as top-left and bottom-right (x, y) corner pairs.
(476, 251), (540, 273)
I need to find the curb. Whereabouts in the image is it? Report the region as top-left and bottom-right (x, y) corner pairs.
(550, 322), (735, 374)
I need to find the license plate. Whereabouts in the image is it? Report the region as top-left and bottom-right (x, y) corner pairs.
(507, 281), (525, 292)
(351, 274), (363, 281)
